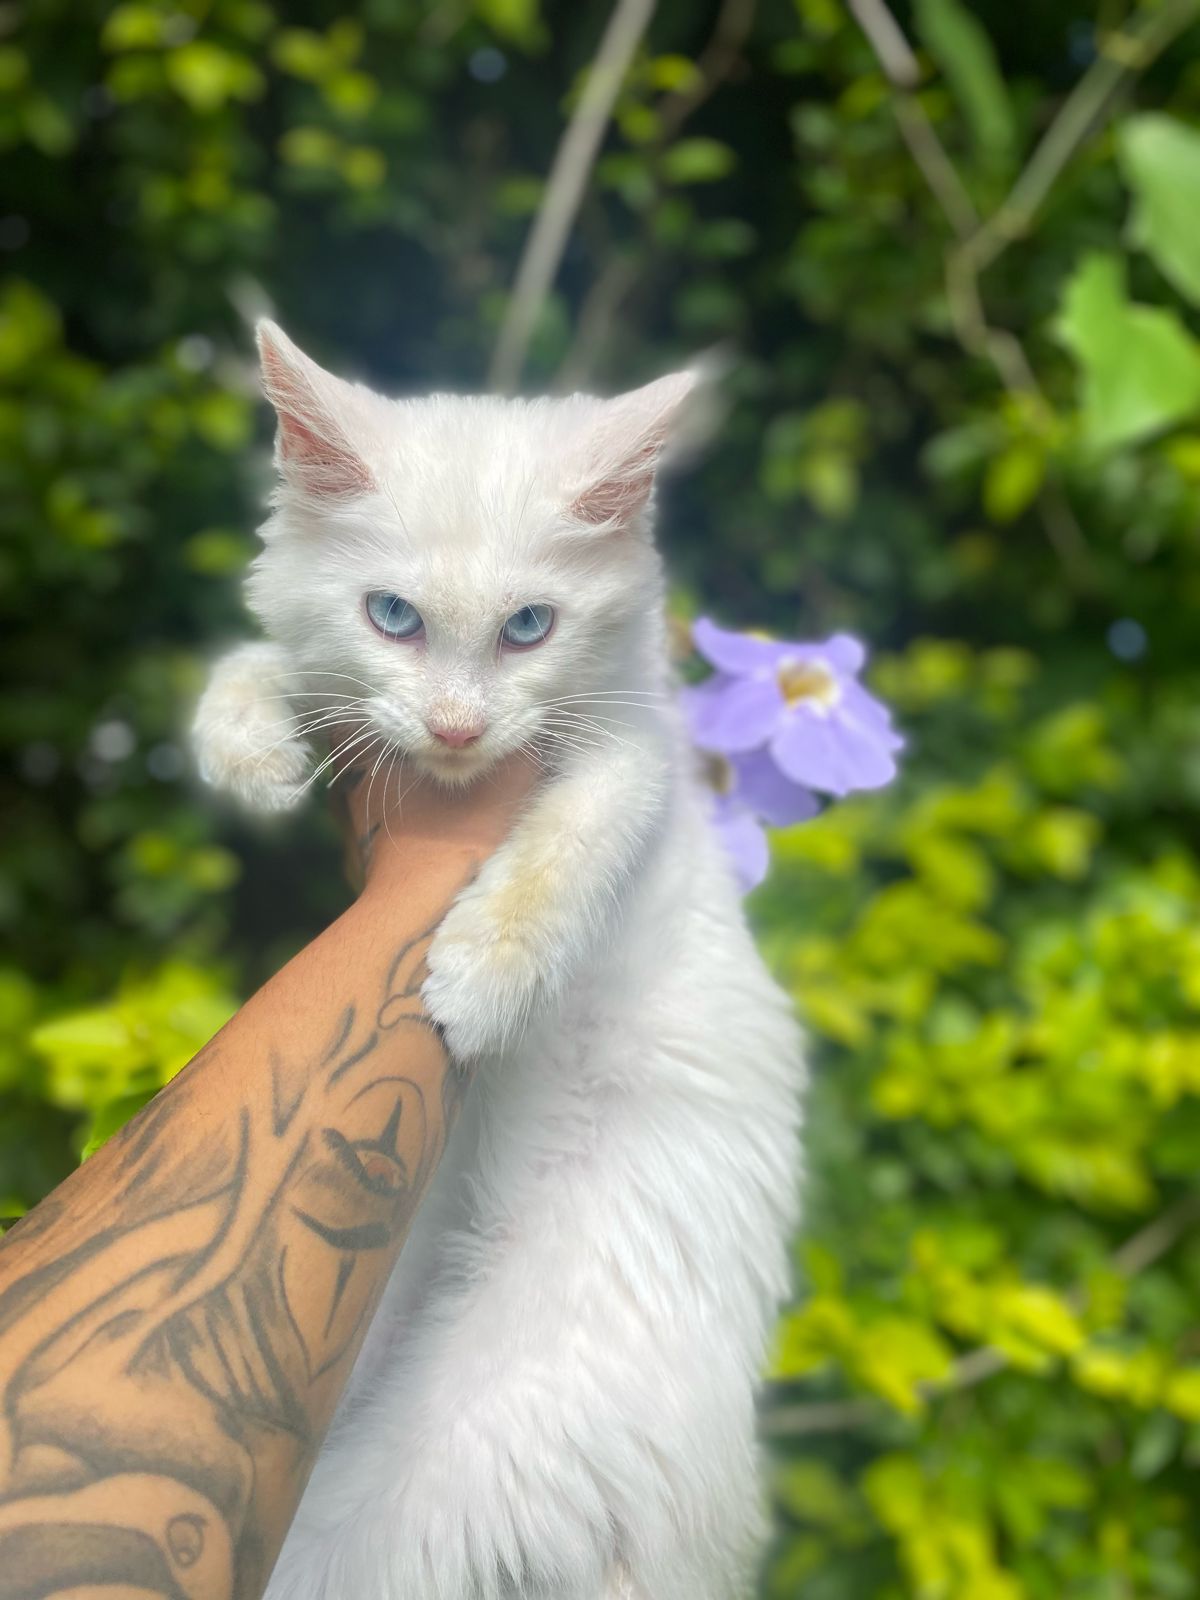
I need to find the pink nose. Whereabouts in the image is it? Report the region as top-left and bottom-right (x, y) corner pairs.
(428, 722), (484, 748)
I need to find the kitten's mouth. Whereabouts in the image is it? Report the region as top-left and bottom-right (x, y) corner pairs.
(418, 737), (495, 785)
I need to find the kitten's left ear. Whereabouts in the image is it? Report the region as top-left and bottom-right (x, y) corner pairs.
(257, 319), (375, 499)
(570, 365), (709, 531)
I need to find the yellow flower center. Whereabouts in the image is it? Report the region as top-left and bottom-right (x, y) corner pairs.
(777, 657), (839, 710)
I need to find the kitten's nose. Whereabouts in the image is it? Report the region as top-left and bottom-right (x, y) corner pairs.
(427, 720), (485, 748)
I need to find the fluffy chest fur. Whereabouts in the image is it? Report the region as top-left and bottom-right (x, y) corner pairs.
(269, 767), (802, 1600)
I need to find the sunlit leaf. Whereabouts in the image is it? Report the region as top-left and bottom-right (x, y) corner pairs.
(165, 42), (265, 112)
(1118, 114), (1200, 308)
(1056, 252), (1200, 450)
(661, 138), (736, 184)
(983, 440), (1045, 522)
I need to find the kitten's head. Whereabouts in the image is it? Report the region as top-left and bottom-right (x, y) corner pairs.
(245, 322), (703, 785)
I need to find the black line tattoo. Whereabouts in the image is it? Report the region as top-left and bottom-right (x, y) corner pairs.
(0, 913), (465, 1600)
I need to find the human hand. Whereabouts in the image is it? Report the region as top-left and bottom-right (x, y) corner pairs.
(330, 737), (541, 900)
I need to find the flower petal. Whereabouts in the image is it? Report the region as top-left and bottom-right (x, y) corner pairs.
(684, 672), (783, 753)
(840, 681), (906, 748)
(784, 633), (865, 676)
(693, 616), (787, 676)
(732, 746), (821, 827)
(712, 798), (770, 892)
(771, 705), (899, 795)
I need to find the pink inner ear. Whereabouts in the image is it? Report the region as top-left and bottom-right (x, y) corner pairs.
(275, 409), (373, 496)
(570, 437), (660, 527)
(261, 341), (373, 498)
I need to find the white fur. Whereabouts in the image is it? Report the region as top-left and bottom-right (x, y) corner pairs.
(193, 324), (804, 1599)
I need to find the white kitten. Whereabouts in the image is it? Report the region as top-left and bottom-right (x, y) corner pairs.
(194, 323), (804, 1600)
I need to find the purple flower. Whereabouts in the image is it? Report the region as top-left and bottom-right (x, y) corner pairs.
(703, 747), (821, 893)
(685, 616), (903, 797)
(711, 795), (770, 893)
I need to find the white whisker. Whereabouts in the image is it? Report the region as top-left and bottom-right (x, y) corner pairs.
(544, 690), (666, 704)
(386, 749), (419, 851)
(326, 730), (381, 791)
(295, 726), (377, 796)
(233, 713), (374, 772)
(271, 669), (383, 695)
(234, 701), (373, 751)
(541, 713), (633, 752)
(363, 735), (395, 842)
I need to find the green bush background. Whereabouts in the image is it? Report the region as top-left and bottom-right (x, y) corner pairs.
(4, 0), (1200, 1593)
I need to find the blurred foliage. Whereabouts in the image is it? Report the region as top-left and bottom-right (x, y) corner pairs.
(3, 0), (1200, 1595)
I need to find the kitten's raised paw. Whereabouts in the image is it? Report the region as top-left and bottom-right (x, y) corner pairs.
(198, 728), (313, 812)
(193, 643), (316, 812)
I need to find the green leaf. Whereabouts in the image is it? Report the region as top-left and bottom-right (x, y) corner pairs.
(279, 126), (342, 170)
(192, 391), (252, 452)
(660, 138), (736, 185)
(101, 4), (169, 51)
(1130, 1410), (1180, 1480)
(0, 280), (62, 374)
(271, 28), (333, 82)
(913, 0), (1016, 170)
(340, 145), (387, 190)
(863, 1453), (926, 1531)
(648, 54), (702, 93)
(472, 0), (544, 48)
(30, 963), (237, 1135)
(323, 70), (379, 119)
(1163, 1368), (1200, 1421)
(1055, 252), (1200, 451)
(23, 97), (74, 157)
(983, 441), (1045, 522)
(1118, 114), (1200, 308)
(0, 45), (29, 92)
(165, 42), (264, 112)
(184, 528), (253, 576)
(773, 1459), (854, 1525)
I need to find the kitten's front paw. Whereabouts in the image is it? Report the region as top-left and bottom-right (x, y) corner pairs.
(193, 643), (316, 812)
(197, 728), (313, 812)
(423, 883), (551, 1060)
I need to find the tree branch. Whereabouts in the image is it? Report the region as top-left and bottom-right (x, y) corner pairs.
(844, 1), (1200, 589)
(761, 1193), (1200, 1438)
(990, 0), (1200, 262)
(845, 0), (920, 88)
(488, 0), (658, 393)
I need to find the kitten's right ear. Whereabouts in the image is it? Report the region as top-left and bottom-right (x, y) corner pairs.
(256, 320), (374, 498)
(568, 359), (717, 533)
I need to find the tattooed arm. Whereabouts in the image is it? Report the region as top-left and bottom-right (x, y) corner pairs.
(0, 755), (535, 1600)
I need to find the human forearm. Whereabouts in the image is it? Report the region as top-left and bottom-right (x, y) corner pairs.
(0, 759), (533, 1598)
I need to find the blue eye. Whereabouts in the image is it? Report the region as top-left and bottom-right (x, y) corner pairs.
(366, 592), (423, 640)
(501, 604), (554, 649)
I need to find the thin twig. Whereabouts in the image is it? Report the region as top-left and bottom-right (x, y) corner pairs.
(554, 0), (758, 390)
(892, 97), (979, 241)
(556, 252), (642, 391)
(656, 0), (758, 140)
(761, 1193), (1200, 1438)
(488, 0), (658, 393)
(1109, 1192), (1200, 1279)
(846, 0), (921, 89)
(847, 1), (976, 238)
